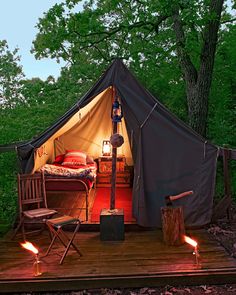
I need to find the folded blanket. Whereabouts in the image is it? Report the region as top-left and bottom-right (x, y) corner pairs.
(40, 164), (96, 182)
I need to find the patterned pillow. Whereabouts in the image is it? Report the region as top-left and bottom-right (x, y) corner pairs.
(62, 150), (87, 166)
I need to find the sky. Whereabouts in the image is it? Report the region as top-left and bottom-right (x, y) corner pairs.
(0, 1), (68, 81)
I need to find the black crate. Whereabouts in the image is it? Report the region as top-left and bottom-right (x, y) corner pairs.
(100, 208), (124, 241)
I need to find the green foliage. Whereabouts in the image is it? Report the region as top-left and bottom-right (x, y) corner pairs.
(31, 0), (233, 137)
(0, 40), (25, 108)
(0, 152), (18, 233)
(208, 24), (236, 200)
(0, 84), (87, 146)
(208, 25), (236, 148)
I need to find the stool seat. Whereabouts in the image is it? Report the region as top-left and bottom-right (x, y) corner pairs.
(45, 215), (82, 264)
(47, 215), (77, 227)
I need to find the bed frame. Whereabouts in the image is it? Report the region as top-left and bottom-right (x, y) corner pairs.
(44, 176), (93, 221)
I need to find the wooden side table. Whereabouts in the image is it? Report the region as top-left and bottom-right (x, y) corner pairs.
(97, 171), (131, 187)
(97, 155), (131, 187)
(98, 155), (125, 173)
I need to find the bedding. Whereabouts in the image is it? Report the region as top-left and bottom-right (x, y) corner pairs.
(39, 161), (97, 221)
(40, 162), (97, 190)
(41, 163), (96, 181)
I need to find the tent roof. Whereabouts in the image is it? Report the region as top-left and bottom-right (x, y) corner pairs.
(18, 59), (215, 173)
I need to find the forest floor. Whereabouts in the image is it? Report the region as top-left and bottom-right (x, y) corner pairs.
(6, 284), (236, 295)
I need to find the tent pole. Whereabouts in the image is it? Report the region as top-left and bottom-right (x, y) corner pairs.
(223, 148), (232, 220)
(110, 121), (117, 210)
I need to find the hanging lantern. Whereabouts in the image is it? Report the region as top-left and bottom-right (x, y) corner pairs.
(102, 140), (111, 156)
(111, 99), (123, 123)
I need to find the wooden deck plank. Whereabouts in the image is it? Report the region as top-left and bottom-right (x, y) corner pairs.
(1, 229), (236, 293)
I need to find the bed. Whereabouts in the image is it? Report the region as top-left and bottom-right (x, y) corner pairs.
(39, 150), (97, 221)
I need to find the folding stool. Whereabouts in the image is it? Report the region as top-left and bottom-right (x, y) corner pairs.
(45, 215), (82, 264)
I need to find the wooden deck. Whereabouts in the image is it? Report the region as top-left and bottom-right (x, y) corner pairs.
(1, 229), (236, 293)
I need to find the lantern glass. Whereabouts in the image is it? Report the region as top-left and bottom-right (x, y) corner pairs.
(112, 99), (123, 122)
(102, 140), (111, 156)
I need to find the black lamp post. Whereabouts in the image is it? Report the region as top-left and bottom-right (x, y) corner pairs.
(100, 87), (124, 241)
(110, 88), (123, 210)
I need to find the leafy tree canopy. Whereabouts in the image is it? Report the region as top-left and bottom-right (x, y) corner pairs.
(208, 23), (236, 147)
(0, 40), (25, 108)
(32, 0), (235, 136)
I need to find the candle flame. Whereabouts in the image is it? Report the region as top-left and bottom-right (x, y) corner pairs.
(184, 235), (198, 248)
(20, 241), (38, 255)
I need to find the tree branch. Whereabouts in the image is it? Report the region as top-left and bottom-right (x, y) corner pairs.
(74, 20), (155, 40)
(116, 32), (129, 58)
(221, 17), (236, 24)
(93, 45), (109, 61)
(154, 14), (170, 33)
(70, 20), (156, 53)
(135, 0), (146, 5)
(60, 43), (73, 64)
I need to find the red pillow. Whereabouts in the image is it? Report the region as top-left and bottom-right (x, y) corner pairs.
(62, 150), (87, 166)
(53, 154), (65, 164)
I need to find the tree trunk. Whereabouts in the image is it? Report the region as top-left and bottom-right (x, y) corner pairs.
(172, 0), (224, 137)
(187, 84), (208, 137)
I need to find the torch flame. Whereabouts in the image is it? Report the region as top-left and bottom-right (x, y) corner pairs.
(20, 241), (38, 255)
(184, 235), (198, 248)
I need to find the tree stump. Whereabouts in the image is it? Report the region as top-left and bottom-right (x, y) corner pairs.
(161, 206), (185, 246)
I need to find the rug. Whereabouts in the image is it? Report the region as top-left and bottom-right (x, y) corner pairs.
(91, 187), (135, 222)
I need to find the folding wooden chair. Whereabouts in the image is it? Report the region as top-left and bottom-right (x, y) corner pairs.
(12, 173), (57, 241)
(44, 215), (82, 264)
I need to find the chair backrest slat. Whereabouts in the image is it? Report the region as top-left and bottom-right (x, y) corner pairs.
(18, 173), (47, 213)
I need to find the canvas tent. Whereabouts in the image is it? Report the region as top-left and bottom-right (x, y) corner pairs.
(17, 59), (219, 228)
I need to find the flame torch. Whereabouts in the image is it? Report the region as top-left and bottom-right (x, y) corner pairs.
(184, 235), (200, 265)
(20, 241), (42, 276)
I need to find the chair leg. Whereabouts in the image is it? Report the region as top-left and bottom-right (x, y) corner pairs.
(44, 224), (67, 257)
(60, 223), (82, 254)
(11, 219), (23, 240)
(59, 223), (82, 265)
(11, 216), (26, 241)
(45, 221), (82, 264)
(21, 217), (26, 241)
(45, 231), (57, 257)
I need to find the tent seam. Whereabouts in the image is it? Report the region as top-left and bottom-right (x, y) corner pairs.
(140, 103), (158, 129)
